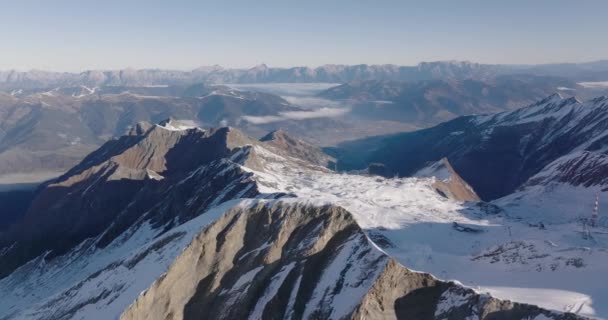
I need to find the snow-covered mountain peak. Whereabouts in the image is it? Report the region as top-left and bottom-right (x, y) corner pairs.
(541, 92), (565, 103)
(249, 63), (269, 71)
(471, 93), (607, 135)
(192, 64), (224, 73)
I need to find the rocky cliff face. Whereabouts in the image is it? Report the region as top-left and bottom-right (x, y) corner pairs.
(260, 129), (336, 168)
(353, 259), (583, 320)
(122, 201), (580, 320)
(121, 202), (380, 320)
(414, 158), (480, 202)
(122, 201), (582, 320)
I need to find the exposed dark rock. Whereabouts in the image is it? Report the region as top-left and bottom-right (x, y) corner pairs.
(260, 128), (336, 168)
(367, 163), (391, 177)
(415, 158), (481, 202)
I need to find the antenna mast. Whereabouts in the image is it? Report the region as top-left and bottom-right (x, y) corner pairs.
(591, 192), (599, 228)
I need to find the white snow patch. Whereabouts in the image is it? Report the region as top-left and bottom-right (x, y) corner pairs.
(146, 169), (164, 181)
(248, 262), (296, 320)
(157, 120), (199, 131)
(435, 288), (474, 316)
(241, 107), (349, 124)
(578, 81), (608, 89)
(414, 159), (452, 182)
(485, 287), (594, 316)
(232, 266), (264, 291)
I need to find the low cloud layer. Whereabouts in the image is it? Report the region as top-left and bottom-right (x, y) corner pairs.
(228, 83), (339, 97)
(578, 81), (608, 89)
(242, 107), (350, 124)
(230, 82), (351, 125)
(282, 96), (345, 109)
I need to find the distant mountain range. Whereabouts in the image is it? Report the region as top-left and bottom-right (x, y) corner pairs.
(317, 75), (585, 125)
(2, 60), (608, 89)
(0, 85), (356, 176)
(2, 73), (607, 179)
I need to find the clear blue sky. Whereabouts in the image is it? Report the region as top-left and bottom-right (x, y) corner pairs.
(1, 0), (607, 71)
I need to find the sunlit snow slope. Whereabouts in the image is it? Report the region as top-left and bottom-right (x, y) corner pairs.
(247, 144), (607, 318)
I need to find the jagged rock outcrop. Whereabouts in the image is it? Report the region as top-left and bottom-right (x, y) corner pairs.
(122, 202), (582, 320)
(415, 158), (480, 202)
(260, 128), (336, 167)
(352, 259), (584, 320)
(122, 202), (380, 320)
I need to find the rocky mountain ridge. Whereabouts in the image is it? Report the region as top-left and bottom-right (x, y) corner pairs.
(0, 120), (596, 319)
(122, 202), (580, 320)
(0, 121), (328, 279)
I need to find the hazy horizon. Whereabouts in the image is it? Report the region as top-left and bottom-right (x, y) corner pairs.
(2, 0), (608, 72)
(1, 58), (607, 74)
